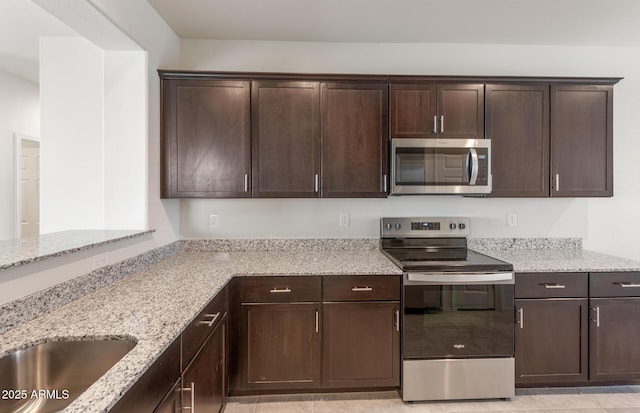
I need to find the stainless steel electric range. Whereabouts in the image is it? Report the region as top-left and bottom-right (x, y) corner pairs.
(380, 217), (515, 402)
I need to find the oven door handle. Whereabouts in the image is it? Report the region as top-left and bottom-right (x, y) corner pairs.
(405, 272), (514, 284)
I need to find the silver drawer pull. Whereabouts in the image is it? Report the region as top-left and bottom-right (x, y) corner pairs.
(542, 283), (566, 289)
(270, 287), (292, 293)
(617, 282), (640, 288)
(351, 286), (373, 292)
(199, 312), (220, 327)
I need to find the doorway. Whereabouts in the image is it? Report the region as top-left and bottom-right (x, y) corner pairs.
(15, 134), (40, 238)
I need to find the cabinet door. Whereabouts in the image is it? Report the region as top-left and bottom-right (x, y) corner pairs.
(390, 84), (437, 138)
(252, 81), (321, 197)
(182, 321), (226, 413)
(486, 84), (549, 197)
(322, 302), (399, 388)
(590, 298), (640, 381)
(242, 303), (321, 390)
(550, 85), (613, 197)
(161, 79), (251, 198)
(321, 83), (388, 198)
(438, 84), (484, 139)
(153, 379), (182, 413)
(515, 299), (588, 384)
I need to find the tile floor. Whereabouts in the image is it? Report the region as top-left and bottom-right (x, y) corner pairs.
(225, 386), (640, 413)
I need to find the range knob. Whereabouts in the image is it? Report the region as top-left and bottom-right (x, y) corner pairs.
(395, 223), (402, 230)
(449, 223), (457, 230)
(385, 223), (392, 231)
(459, 223), (466, 230)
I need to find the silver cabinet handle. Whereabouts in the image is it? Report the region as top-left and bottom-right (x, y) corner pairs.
(440, 115), (444, 133)
(269, 287), (291, 293)
(592, 306), (600, 327)
(517, 308), (524, 329)
(383, 174), (387, 193)
(395, 309), (400, 332)
(468, 148), (479, 186)
(181, 382), (195, 412)
(314, 174), (319, 193)
(543, 283), (566, 289)
(555, 173), (560, 192)
(244, 173), (249, 192)
(199, 312), (220, 327)
(315, 309), (319, 333)
(351, 286), (373, 292)
(617, 282), (640, 288)
(433, 115), (438, 134)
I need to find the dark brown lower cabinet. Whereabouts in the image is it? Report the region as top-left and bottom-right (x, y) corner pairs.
(322, 302), (399, 388)
(182, 319), (226, 413)
(515, 299), (588, 384)
(153, 379), (182, 413)
(589, 298), (640, 381)
(242, 303), (321, 390)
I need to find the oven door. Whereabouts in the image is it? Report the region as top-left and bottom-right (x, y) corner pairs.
(403, 272), (514, 359)
(391, 138), (491, 195)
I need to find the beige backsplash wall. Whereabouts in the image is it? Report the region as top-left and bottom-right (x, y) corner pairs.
(180, 197), (588, 240)
(177, 40), (640, 261)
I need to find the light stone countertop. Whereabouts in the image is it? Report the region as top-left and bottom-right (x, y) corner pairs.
(0, 229), (154, 271)
(475, 248), (640, 273)
(0, 249), (402, 413)
(2, 237), (640, 413)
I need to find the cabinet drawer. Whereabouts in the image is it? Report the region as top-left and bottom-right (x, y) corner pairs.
(241, 276), (321, 303)
(515, 272), (587, 298)
(182, 287), (228, 369)
(323, 275), (400, 301)
(590, 272), (640, 297)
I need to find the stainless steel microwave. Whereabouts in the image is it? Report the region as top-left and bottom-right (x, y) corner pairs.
(390, 139), (492, 195)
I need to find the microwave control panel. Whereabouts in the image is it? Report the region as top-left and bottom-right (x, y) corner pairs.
(476, 153), (488, 185)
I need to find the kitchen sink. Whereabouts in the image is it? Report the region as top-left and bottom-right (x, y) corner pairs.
(0, 338), (136, 413)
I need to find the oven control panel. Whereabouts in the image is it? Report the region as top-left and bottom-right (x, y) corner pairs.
(381, 217), (470, 238)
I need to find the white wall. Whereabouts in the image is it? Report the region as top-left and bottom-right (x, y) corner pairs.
(0, 1), (181, 306)
(104, 51), (146, 230)
(179, 40), (640, 260)
(88, 0), (181, 246)
(39, 36), (104, 233)
(0, 71), (39, 241)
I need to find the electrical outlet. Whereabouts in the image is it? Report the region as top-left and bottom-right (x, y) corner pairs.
(209, 214), (220, 229)
(339, 212), (350, 227)
(507, 212), (518, 227)
(92, 252), (109, 270)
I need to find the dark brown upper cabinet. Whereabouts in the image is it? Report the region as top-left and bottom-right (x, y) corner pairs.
(486, 84), (550, 197)
(390, 83), (484, 139)
(251, 81), (321, 198)
(551, 85), (613, 197)
(161, 79), (251, 198)
(321, 83), (388, 198)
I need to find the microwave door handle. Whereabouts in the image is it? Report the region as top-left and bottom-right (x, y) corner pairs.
(468, 148), (479, 186)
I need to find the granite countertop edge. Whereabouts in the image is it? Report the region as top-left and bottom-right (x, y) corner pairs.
(0, 229), (155, 271)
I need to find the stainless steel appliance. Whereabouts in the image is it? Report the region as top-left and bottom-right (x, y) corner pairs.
(380, 217), (514, 401)
(390, 139), (491, 195)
